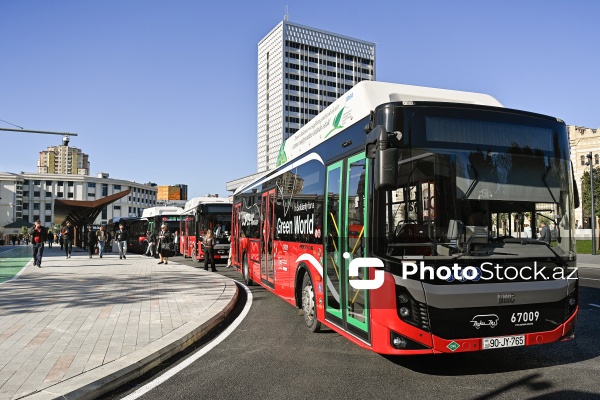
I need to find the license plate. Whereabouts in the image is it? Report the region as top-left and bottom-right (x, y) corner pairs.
(482, 335), (525, 350)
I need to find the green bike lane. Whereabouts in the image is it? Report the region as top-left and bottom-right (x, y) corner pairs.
(0, 246), (31, 284)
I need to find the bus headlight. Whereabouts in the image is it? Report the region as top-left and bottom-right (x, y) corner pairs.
(396, 285), (431, 332)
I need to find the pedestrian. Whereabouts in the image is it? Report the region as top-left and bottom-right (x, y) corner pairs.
(87, 226), (97, 258)
(115, 223), (128, 260)
(59, 233), (64, 250)
(225, 234), (232, 268)
(96, 225), (107, 258)
(47, 231), (54, 248)
(173, 230), (179, 256)
(29, 219), (48, 268)
(144, 229), (156, 257)
(61, 221), (74, 258)
(539, 221), (551, 244)
(203, 229), (217, 272)
(157, 224), (172, 264)
(106, 231), (112, 253)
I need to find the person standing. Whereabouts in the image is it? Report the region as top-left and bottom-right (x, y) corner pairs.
(115, 223), (128, 259)
(96, 226), (107, 258)
(203, 229), (217, 272)
(61, 221), (74, 258)
(29, 219), (47, 267)
(157, 224), (172, 264)
(87, 226), (97, 258)
(144, 230), (156, 257)
(225, 234), (232, 268)
(539, 221), (551, 244)
(47, 231), (53, 248)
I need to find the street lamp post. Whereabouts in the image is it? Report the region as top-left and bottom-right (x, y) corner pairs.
(587, 152), (596, 255)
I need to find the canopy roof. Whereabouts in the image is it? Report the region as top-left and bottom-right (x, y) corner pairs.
(54, 189), (131, 226)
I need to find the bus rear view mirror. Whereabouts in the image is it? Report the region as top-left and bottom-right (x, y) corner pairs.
(370, 125), (398, 189)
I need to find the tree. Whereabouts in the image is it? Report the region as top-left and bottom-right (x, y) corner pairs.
(581, 166), (600, 219)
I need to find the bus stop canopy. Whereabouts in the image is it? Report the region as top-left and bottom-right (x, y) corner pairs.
(53, 189), (131, 227)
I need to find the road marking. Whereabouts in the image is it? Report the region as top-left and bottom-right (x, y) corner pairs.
(590, 304), (600, 308)
(122, 282), (253, 400)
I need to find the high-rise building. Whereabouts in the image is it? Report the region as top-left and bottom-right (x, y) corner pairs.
(37, 144), (90, 175)
(157, 185), (182, 201)
(174, 184), (188, 200)
(257, 20), (376, 172)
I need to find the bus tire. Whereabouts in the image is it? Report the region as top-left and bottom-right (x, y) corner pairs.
(243, 254), (253, 286)
(301, 273), (321, 333)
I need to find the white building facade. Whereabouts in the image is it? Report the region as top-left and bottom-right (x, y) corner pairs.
(568, 125), (600, 230)
(257, 20), (376, 172)
(0, 171), (157, 228)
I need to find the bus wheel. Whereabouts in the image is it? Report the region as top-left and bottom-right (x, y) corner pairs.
(301, 273), (321, 332)
(243, 255), (253, 286)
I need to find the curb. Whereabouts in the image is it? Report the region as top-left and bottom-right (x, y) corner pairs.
(23, 279), (239, 400)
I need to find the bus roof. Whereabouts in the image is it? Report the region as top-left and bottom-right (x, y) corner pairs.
(141, 206), (184, 218)
(183, 196), (232, 214)
(276, 81), (503, 168)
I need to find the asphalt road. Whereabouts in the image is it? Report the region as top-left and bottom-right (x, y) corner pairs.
(105, 258), (600, 400)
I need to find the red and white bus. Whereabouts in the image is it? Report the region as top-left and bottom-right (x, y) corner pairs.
(231, 81), (578, 355)
(180, 197), (232, 262)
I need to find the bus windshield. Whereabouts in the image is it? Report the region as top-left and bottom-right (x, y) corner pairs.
(377, 108), (575, 259)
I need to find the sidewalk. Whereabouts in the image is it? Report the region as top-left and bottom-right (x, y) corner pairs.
(577, 253), (600, 269)
(0, 245), (238, 400)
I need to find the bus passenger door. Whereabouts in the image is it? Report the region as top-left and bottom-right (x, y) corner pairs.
(261, 189), (275, 289)
(324, 153), (370, 342)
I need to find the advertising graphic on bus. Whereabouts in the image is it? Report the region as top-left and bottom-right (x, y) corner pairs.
(230, 81), (578, 355)
(180, 197), (232, 262)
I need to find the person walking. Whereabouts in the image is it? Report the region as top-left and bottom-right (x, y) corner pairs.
(157, 224), (172, 264)
(173, 230), (179, 256)
(203, 229), (217, 272)
(87, 226), (97, 258)
(29, 219), (48, 267)
(144, 229), (156, 257)
(59, 232), (64, 251)
(115, 223), (128, 259)
(539, 221), (551, 244)
(61, 221), (74, 258)
(96, 225), (107, 258)
(47, 231), (53, 248)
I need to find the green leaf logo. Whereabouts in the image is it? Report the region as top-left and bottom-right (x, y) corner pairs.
(324, 107), (345, 139)
(276, 143), (288, 167)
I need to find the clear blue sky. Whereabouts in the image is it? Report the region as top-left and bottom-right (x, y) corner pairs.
(1, 0), (599, 199)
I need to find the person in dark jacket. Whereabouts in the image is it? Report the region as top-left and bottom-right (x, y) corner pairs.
(203, 229), (217, 272)
(87, 226), (97, 258)
(157, 224), (172, 264)
(539, 222), (551, 244)
(61, 221), (74, 258)
(115, 223), (128, 260)
(29, 219), (48, 267)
